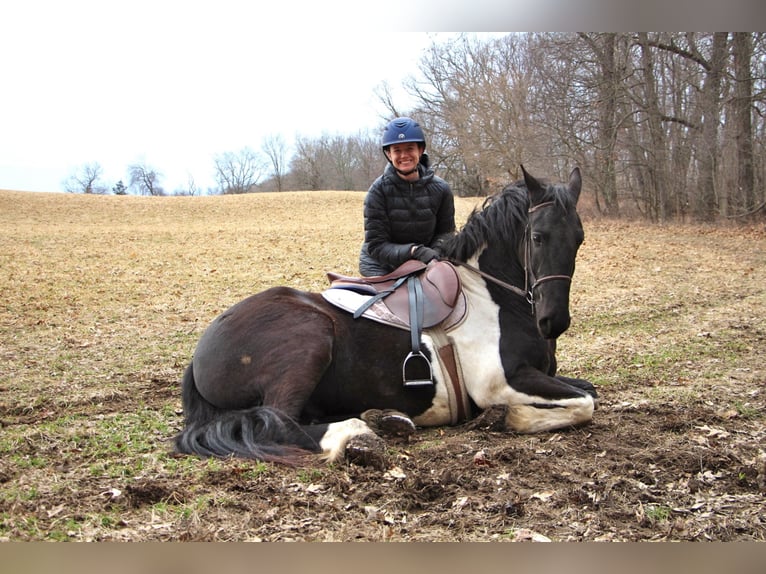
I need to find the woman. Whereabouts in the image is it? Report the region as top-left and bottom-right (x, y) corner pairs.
(358, 117), (456, 277)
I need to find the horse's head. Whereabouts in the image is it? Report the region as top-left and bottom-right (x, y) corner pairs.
(522, 165), (584, 339)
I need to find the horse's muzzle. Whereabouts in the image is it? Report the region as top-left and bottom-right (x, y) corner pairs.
(537, 311), (571, 339)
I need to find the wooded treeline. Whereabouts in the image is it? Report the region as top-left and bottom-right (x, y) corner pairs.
(399, 32), (765, 222)
(67, 33), (765, 222)
(277, 32), (766, 222)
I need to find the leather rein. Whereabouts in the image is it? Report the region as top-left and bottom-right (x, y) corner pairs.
(449, 200), (572, 314)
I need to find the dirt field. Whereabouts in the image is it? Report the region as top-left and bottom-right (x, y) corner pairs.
(1, 188), (764, 541)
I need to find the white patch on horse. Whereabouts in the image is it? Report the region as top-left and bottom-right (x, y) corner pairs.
(413, 253), (506, 426)
(505, 396), (595, 433)
(448, 255), (508, 402)
(319, 418), (376, 462)
(421, 253), (594, 433)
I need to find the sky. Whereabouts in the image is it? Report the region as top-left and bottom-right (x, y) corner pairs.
(1, 1), (758, 194)
(0, 3), (463, 193)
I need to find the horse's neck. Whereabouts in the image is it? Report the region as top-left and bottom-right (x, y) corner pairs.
(456, 253), (527, 309)
(477, 247), (528, 293)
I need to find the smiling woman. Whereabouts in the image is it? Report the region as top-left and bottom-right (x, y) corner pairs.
(359, 117), (456, 277)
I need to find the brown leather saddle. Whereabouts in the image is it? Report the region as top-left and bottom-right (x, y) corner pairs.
(327, 259), (461, 327)
(326, 260), (462, 386)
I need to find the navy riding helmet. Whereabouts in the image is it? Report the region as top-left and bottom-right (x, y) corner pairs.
(381, 117), (426, 151)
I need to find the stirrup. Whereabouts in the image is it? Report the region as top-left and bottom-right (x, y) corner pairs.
(403, 351), (433, 387)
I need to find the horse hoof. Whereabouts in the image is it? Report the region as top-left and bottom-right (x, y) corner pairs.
(345, 432), (388, 470)
(361, 409), (416, 438)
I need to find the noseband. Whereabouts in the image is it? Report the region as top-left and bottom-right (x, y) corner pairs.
(451, 200), (572, 314)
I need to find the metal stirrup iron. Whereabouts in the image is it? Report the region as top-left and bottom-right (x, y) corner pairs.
(402, 275), (433, 386)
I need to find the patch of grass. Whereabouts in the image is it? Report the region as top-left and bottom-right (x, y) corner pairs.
(244, 462), (270, 479)
(48, 518), (83, 541)
(733, 401), (759, 419)
(644, 504), (672, 525)
(297, 468), (323, 483)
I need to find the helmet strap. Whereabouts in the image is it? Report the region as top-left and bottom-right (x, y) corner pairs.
(395, 166), (419, 177)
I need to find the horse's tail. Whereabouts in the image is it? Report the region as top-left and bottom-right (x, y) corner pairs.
(173, 363), (320, 465)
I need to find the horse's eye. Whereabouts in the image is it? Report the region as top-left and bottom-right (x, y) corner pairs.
(531, 233), (543, 246)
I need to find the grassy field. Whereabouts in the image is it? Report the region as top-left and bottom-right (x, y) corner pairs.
(1, 188), (764, 541)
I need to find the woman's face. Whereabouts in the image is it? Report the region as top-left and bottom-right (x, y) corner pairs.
(386, 142), (423, 178)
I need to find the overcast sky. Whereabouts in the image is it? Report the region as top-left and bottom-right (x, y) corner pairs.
(0, 3), (469, 193)
(1, 1), (758, 193)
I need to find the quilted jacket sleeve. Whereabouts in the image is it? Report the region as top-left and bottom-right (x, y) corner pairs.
(363, 180), (415, 269)
(430, 180), (456, 251)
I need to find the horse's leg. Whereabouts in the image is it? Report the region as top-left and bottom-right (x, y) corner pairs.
(555, 375), (598, 400)
(502, 366), (596, 433)
(302, 418), (388, 468)
(545, 339), (598, 400)
(360, 409), (417, 437)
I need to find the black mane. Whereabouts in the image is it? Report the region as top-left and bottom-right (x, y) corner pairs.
(442, 177), (576, 263)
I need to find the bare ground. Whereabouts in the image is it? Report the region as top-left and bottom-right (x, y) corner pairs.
(0, 189), (764, 541)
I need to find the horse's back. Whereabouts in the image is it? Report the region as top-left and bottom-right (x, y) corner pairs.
(192, 286), (338, 411)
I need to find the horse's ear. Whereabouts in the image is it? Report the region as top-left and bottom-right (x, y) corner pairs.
(521, 164), (545, 205)
(568, 167), (582, 205)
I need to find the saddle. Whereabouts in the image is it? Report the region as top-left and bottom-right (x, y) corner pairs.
(326, 260), (461, 327)
(324, 260), (464, 386)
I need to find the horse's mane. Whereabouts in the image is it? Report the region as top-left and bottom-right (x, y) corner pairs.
(442, 177), (577, 263)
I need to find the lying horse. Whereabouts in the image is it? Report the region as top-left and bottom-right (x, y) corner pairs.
(174, 166), (596, 464)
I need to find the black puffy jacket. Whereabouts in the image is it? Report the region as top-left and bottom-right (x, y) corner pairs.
(358, 160), (455, 276)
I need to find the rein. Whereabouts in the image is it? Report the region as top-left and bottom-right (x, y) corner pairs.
(449, 200), (572, 314)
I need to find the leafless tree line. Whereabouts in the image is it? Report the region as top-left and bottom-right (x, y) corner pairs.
(64, 161), (167, 197)
(396, 32), (765, 222)
(65, 33), (765, 222)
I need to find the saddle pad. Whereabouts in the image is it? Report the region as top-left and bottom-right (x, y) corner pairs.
(322, 288), (468, 333)
(321, 289), (409, 330)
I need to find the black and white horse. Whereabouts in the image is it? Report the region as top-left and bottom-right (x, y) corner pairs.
(174, 166), (596, 464)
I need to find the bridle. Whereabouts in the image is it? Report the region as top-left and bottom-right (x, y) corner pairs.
(450, 200), (572, 314)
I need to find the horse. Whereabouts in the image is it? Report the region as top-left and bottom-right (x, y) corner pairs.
(173, 165), (596, 465)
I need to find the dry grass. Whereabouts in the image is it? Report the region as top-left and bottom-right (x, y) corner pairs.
(1, 189), (764, 541)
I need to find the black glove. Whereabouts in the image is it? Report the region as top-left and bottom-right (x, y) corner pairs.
(412, 245), (439, 263)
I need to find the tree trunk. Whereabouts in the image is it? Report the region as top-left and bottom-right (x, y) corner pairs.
(579, 33), (621, 216)
(732, 32), (755, 216)
(697, 33), (728, 221)
(637, 33), (671, 222)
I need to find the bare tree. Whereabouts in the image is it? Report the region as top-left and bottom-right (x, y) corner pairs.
(63, 162), (108, 194)
(172, 173), (200, 196)
(634, 33), (673, 221)
(402, 34), (547, 195)
(698, 33), (729, 221)
(290, 136), (326, 191)
(354, 130), (385, 190)
(571, 33), (624, 216)
(324, 135), (359, 190)
(638, 33), (731, 221)
(272, 33), (766, 221)
(261, 134), (288, 192)
(213, 147), (265, 194)
(128, 161), (165, 196)
(732, 32), (756, 216)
